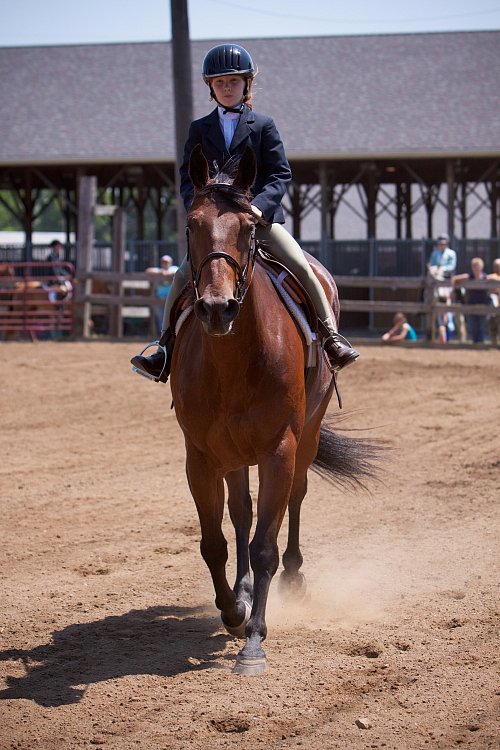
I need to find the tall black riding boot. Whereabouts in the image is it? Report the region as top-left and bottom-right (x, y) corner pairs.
(130, 328), (173, 383)
(319, 320), (359, 372)
(323, 333), (359, 371)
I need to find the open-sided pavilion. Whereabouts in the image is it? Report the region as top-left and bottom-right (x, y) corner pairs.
(0, 31), (499, 261)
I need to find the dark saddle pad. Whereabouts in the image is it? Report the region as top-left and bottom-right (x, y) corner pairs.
(256, 248), (319, 335)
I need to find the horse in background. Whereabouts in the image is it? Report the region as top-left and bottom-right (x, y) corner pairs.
(0, 262), (73, 340)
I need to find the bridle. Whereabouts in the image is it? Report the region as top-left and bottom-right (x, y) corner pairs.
(186, 185), (258, 305)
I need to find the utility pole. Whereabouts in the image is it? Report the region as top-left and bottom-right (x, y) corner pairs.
(170, 0), (193, 261)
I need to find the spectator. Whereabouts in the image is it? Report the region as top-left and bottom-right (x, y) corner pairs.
(46, 240), (71, 282)
(381, 312), (417, 343)
(452, 257), (491, 344)
(45, 239), (73, 300)
(436, 294), (456, 344)
(146, 255), (179, 334)
(487, 258), (500, 345)
(427, 233), (457, 281)
(427, 235), (457, 335)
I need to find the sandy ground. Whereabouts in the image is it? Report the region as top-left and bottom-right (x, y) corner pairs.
(0, 341), (499, 750)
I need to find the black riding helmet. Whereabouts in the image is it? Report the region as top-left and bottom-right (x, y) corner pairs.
(202, 44), (255, 111)
(202, 44), (255, 80)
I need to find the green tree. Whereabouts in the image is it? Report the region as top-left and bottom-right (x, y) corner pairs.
(0, 191), (23, 231)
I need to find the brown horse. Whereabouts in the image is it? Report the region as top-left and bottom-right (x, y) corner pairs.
(170, 145), (377, 675)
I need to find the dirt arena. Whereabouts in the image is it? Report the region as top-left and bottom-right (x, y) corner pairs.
(1, 341), (499, 750)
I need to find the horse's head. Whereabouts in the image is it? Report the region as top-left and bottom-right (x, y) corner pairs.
(187, 144), (258, 336)
(0, 263), (14, 278)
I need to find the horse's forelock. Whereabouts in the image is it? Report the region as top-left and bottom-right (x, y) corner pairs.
(192, 179), (254, 216)
(212, 170), (233, 185)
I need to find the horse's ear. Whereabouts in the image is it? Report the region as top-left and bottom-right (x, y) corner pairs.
(233, 146), (256, 193)
(189, 144), (210, 190)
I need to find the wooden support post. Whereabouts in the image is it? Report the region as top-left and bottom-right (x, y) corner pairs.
(425, 186), (434, 240)
(110, 208), (126, 338)
(329, 172), (340, 240)
(291, 185), (302, 240)
(64, 188), (74, 246)
(171, 0), (193, 263)
(459, 181), (467, 239)
(446, 159), (455, 241)
(156, 188), (163, 241)
(396, 183), (402, 239)
(490, 176), (498, 238)
(366, 162), (378, 239)
(319, 162), (328, 267)
(136, 184), (146, 240)
(404, 182), (412, 239)
(77, 175), (97, 338)
(23, 169), (33, 259)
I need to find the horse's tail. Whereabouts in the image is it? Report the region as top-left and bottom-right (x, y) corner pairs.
(311, 419), (385, 490)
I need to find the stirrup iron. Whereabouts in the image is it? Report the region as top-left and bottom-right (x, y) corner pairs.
(324, 331), (353, 350)
(130, 339), (168, 382)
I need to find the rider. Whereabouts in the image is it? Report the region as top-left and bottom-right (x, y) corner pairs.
(131, 43), (359, 382)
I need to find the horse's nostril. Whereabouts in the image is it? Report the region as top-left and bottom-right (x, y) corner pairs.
(194, 298), (210, 322)
(225, 298), (240, 321)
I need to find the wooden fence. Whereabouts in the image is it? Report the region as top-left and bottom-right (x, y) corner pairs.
(75, 271), (500, 342)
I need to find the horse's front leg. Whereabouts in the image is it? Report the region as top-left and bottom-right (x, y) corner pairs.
(186, 445), (249, 634)
(226, 468), (253, 626)
(235, 438), (297, 675)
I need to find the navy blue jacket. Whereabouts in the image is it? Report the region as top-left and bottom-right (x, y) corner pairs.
(180, 105), (291, 224)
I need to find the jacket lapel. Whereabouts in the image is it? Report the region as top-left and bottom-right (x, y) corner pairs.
(205, 108), (227, 156)
(230, 106), (255, 152)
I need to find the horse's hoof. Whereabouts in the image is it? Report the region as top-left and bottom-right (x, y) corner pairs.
(233, 654), (267, 676)
(222, 601), (251, 638)
(278, 571), (307, 601)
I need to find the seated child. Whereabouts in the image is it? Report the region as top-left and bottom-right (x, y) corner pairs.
(381, 312), (417, 343)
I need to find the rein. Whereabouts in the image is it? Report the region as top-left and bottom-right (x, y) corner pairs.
(186, 185), (258, 304)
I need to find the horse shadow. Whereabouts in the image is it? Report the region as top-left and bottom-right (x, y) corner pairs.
(0, 605), (232, 707)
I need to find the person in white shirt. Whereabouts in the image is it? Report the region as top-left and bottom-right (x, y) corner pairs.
(428, 233), (457, 281)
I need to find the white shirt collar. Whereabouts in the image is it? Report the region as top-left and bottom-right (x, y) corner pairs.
(217, 106), (241, 121)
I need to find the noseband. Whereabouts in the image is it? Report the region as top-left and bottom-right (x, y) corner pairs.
(186, 186), (257, 304)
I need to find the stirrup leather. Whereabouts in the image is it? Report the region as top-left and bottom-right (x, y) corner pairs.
(130, 340), (168, 382)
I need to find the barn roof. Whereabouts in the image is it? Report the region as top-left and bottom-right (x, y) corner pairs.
(1, 31), (499, 166)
